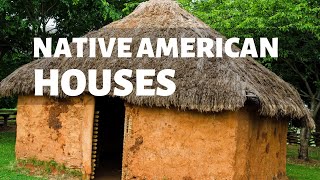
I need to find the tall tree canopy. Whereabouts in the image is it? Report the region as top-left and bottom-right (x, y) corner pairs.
(0, 0), (133, 108)
(0, 0), (129, 62)
(178, 0), (320, 116)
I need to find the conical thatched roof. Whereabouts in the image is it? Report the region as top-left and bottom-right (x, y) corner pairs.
(0, 0), (314, 127)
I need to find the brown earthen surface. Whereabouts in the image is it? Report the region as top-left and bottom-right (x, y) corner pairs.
(123, 105), (288, 180)
(234, 108), (288, 179)
(15, 95), (95, 169)
(123, 105), (239, 180)
(15, 96), (288, 179)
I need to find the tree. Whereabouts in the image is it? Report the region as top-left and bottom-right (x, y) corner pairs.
(178, 0), (320, 160)
(0, 0), (129, 108)
(122, 0), (146, 15)
(0, 0), (126, 62)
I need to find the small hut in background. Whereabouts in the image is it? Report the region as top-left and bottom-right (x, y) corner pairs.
(0, 0), (314, 179)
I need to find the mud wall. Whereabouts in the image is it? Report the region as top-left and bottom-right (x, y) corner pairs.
(122, 105), (239, 179)
(15, 95), (95, 170)
(123, 105), (288, 180)
(234, 107), (288, 179)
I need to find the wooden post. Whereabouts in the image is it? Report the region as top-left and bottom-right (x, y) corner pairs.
(3, 115), (9, 127)
(81, 95), (95, 179)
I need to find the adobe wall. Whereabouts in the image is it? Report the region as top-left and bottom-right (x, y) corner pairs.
(122, 105), (239, 179)
(15, 95), (95, 173)
(234, 107), (288, 179)
(122, 105), (288, 180)
(15, 96), (288, 179)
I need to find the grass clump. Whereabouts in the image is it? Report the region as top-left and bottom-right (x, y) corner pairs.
(16, 158), (82, 179)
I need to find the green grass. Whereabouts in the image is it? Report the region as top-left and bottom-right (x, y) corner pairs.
(287, 144), (320, 161)
(286, 144), (320, 180)
(17, 158), (82, 178)
(287, 164), (320, 180)
(0, 132), (81, 179)
(0, 132), (43, 180)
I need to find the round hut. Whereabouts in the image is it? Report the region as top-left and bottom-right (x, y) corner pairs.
(0, 0), (314, 179)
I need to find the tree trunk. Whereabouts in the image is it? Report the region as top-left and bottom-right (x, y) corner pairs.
(298, 99), (317, 160)
(298, 124), (310, 161)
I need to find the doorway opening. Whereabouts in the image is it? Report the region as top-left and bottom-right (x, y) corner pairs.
(93, 97), (125, 180)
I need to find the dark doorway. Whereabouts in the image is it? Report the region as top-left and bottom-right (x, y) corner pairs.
(94, 97), (125, 180)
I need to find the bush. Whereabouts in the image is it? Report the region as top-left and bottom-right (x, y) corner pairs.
(0, 97), (17, 109)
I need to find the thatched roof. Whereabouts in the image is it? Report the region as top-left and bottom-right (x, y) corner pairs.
(0, 0), (314, 127)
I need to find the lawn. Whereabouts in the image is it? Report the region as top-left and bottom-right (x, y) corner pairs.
(287, 164), (320, 180)
(1, 131), (320, 179)
(286, 144), (320, 180)
(287, 144), (320, 161)
(0, 132), (43, 180)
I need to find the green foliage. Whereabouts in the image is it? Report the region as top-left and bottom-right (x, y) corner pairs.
(179, 0), (320, 37)
(178, 0), (320, 119)
(0, 0), (126, 57)
(0, 0), (134, 108)
(53, 0), (123, 38)
(0, 98), (17, 109)
(123, 0), (146, 16)
(0, 52), (29, 108)
(0, 0), (139, 65)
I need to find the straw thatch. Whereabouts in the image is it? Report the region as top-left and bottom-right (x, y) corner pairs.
(0, 0), (314, 127)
